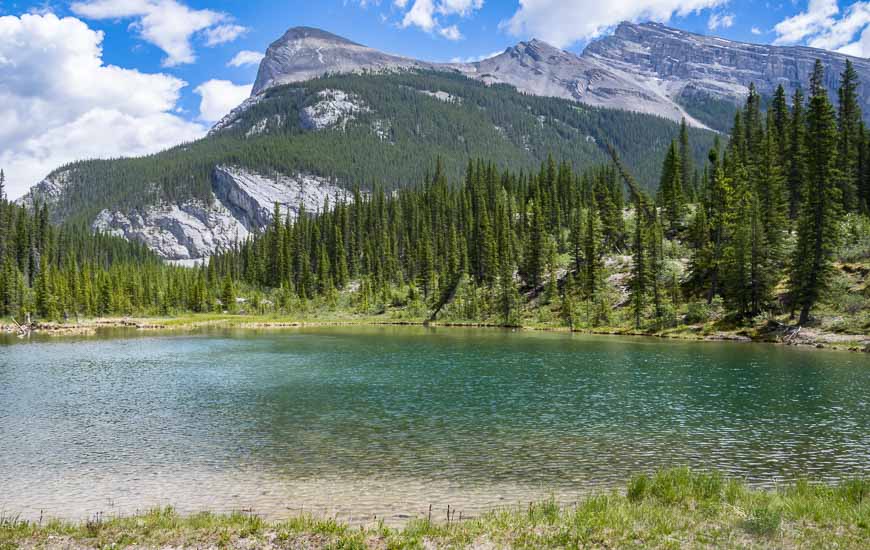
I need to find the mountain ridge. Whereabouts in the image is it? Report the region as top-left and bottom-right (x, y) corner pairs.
(249, 21), (870, 131)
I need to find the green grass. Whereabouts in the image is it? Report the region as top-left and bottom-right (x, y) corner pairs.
(2, 469), (868, 549)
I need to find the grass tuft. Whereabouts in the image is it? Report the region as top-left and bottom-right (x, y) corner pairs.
(2, 469), (869, 548)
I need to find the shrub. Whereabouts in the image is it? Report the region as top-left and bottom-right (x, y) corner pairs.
(743, 505), (782, 537)
(685, 301), (712, 324)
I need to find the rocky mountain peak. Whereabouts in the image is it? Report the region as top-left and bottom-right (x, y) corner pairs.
(275, 26), (362, 46)
(507, 38), (575, 64)
(241, 20), (870, 132)
(252, 26), (430, 95)
(584, 19), (870, 126)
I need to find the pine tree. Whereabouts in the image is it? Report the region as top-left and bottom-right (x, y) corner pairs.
(583, 198), (604, 300)
(629, 207), (648, 329)
(569, 209), (584, 274)
(268, 202), (284, 287)
(706, 144), (732, 303)
(686, 205), (712, 297)
(523, 200), (546, 288)
(657, 140), (684, 232)
(790, 60), (843, 325)
(770, 85), (790, 168)
(757, 113), (788, 279)
(838, 59), (862, 211)
(221, 274), (236, 313)
(0, 169), (5, 202)
(678, 119), (694, 200)
(788, 88), (807, 219)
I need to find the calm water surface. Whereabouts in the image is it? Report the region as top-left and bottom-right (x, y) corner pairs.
(1, 327), (868, 522)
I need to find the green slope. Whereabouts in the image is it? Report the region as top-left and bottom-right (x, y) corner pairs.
(38, 71), (718, 224)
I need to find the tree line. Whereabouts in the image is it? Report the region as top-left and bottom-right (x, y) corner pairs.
(1, 59), (865, 329)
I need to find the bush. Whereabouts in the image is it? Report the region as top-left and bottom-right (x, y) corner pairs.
(838, 214), (870, 262)
(743, 505), (782, 537)
(684, 301), (712, 324)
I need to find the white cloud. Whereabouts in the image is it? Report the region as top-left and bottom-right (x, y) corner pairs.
(203, 24), (247, 47)
(228, 50), (265, 67)
(194, 80), (252, 123)
(773, 1), (870, 56)
(71, 0), (246, 66)
(437, 0), (484, 17)
(772, 0), (838, 44)
(501, 0), (727, 48)
(396, 0), (482, 39)
(707, 12), (734, 31)
(402, 0), (437, 31)
(438, 24), (462, 40)
(751, 26), (762, 35)
(0, 13), (205, 199)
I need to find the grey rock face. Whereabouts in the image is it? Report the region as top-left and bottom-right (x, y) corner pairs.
(253, 27), (431, 94)
(212, 165), (352, 230)
(459, 39), (705, 127)
(16, 170), (72, 210)
(92, 199), (250, 261)
(585, 22), (870, 115)
(245, 21), (870, 130)
(91, 166), (350, 260)
(299, 89), (370, 130)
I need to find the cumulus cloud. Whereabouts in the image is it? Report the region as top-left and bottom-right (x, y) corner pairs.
(438, 24), (462, 40)
(501, 0), (727, 48)
(203, 24), (247, 47)
(0, 13), (205, 199)
(396, 0), (482, 39)
(194, 80), (252, 122)
(71, 0), (246, 66)
(707, 12), (734, 31)
(228, 50), (265, 67)
(772, 0), (839, 45)
(774, 1), (870, 57)
(751, 26), (762, 35)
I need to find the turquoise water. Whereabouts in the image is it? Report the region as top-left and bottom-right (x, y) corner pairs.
(1, 327), (868, 522)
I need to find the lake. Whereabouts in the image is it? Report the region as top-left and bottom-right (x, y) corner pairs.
(1, 327), (868, 523)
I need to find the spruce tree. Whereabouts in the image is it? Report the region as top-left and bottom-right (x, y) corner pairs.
(583, 198), (604, 300)
(788, 88), (807, 219)
(629, 207), (648, 329)
(790, 60), (843, 325)
(837, 59), (862, 211)
(657, 140), (684, 232)
(221, 274), (236, 313)
(678, 119), (694, 200)
(770, 84), (790, 168)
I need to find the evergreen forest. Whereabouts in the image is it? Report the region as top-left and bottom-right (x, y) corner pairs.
(3, 60), (870, 336)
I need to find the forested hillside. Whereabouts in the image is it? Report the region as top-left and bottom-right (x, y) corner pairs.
(28, 71), (717, 225)
(202, 59), (870, 332)
(0, 193), (221, 319)
(3, 61), (870, 341)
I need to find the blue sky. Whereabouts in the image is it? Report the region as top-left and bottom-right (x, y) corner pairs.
(0, 1), (867, 197)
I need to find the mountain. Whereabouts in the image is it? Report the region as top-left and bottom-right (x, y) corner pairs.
(251, 22), (870, 132)
(583, 22), (870, 131)
(253, 27), (431, 94)
(27, 19), (868, 261)
(19, 70), (716, 260)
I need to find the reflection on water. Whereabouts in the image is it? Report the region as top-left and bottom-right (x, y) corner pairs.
(1, 327), (869, 522)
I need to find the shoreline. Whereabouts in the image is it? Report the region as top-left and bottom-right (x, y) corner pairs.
(3, 314), (870, 353)
(2, 468), (867, 549)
